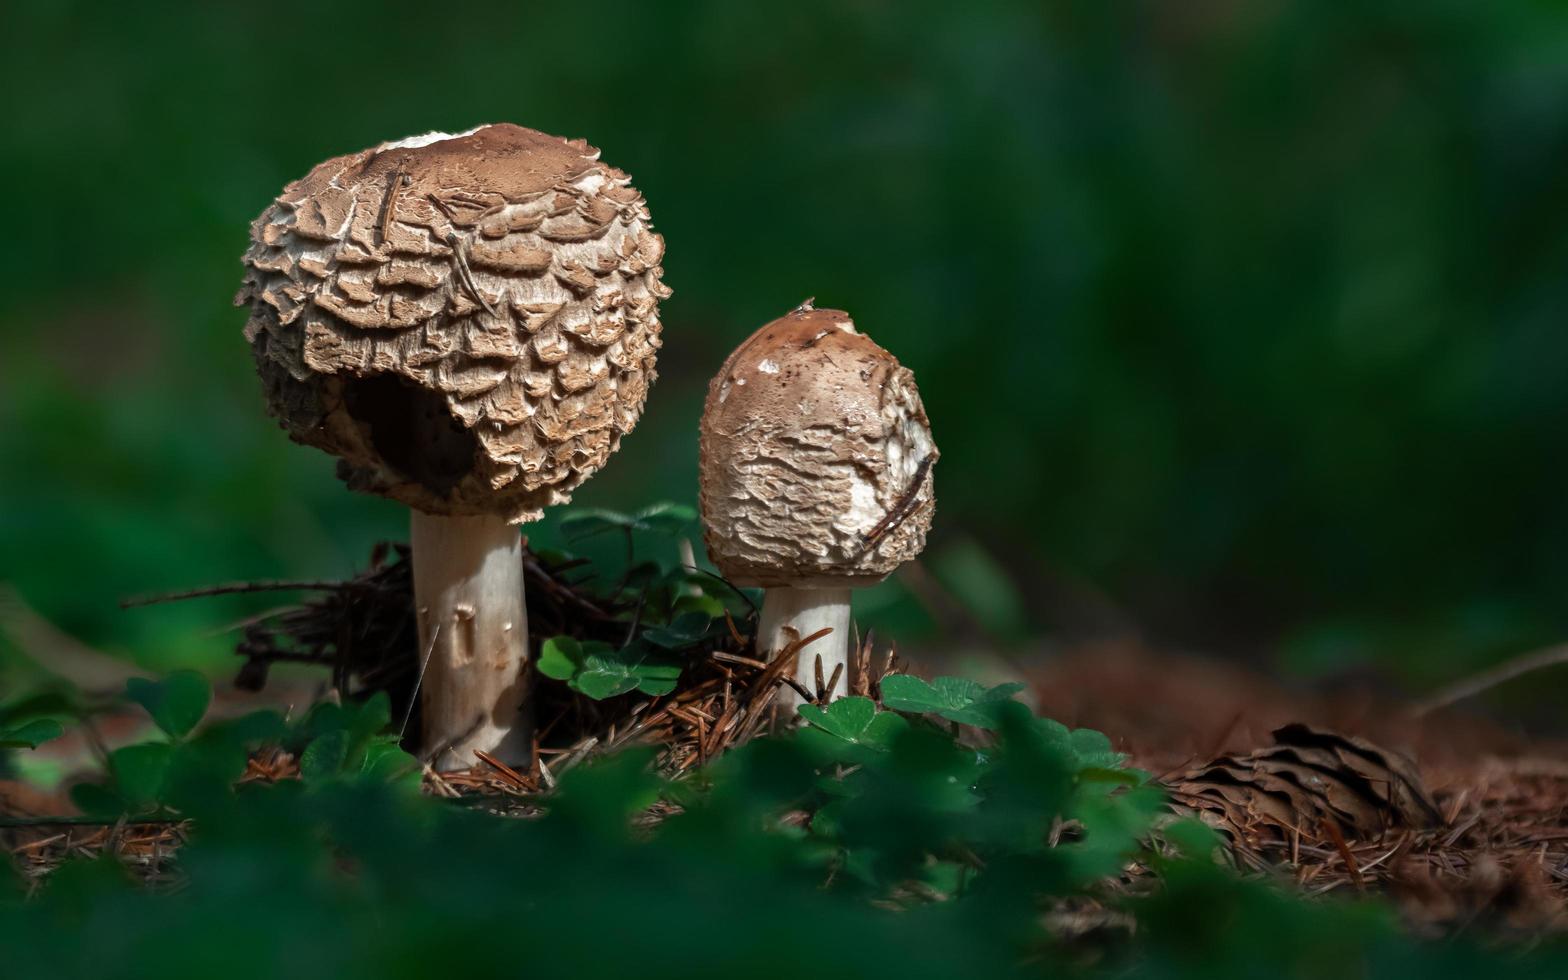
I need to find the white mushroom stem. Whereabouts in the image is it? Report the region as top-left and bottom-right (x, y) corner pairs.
(410, 511), (530, 770)
(757, 586), (853, 705)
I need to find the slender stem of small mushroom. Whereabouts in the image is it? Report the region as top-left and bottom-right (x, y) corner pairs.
(757, 587), (853, 707)
(410, 511), (530, 770)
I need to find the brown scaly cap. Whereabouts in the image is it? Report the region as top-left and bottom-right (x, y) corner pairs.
(236, 124), (670, 523)
(698, 305), (937, 589)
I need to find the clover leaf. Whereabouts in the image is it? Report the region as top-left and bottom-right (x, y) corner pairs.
(539, 636), (683, 699)
(640, 611), (714, 650)
(798, 697), (908, 752)
(0, 718), (63, 749)
(879, 674), (1025, 730)
(126, 670), (212, 739)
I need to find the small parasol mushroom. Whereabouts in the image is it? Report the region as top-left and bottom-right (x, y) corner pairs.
(698, 303), (937, 703)
(236, 124), (669, 768)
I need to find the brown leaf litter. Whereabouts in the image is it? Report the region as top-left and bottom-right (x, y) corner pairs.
(1033, 639), (1568, 937)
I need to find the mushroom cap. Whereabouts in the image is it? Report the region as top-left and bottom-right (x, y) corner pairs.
(236, 124), (670, 523)
(698, 306), (937, 589)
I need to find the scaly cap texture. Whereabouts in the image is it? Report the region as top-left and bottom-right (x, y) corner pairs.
(699, 306), (937, 588)
(237, 124), (670, 522)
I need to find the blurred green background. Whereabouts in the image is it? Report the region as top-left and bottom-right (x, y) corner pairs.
(3, 0), (1567, 697)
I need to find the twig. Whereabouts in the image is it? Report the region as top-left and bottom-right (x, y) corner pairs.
(622, 584), (650, 647)
(683, 568), (759, 617)
(1321, 820), (1364, 889)
(0, 815), (187, 829)
(711, 650), (769, 670)
(121, 580), (349, 608)
(859, 453), (935, 552)
(1413, 642), (1568, 716)
(781, 676), (815, 704)
(822, 662), (844, 701)
(399, 623), (440, 741)
(445, 231), (498, 316)
(473, 750), (531, 791)
(377, 171), (411, 245)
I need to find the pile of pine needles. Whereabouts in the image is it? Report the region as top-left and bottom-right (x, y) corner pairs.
(230, 542), (905, 793)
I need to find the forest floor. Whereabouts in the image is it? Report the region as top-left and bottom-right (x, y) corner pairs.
(1028, 640), (1568, 938)
(5, 549), (1567, 942)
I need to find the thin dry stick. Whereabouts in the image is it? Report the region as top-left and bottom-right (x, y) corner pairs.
(822, 663), (844, 701)
(377, 171), (411, 245)
(121, 580), (349, 608)
(684, 568), (759, 617)
(711, 650), (769, 670)
(445, 232), (498, 315)
(780, 676), (816, 704)
(398, 623), (441, 741)
(473, 750), (530, 791)
(858, 453), (935, 553)
(1414, 642), (1568, 716)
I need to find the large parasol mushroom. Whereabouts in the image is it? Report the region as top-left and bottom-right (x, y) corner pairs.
(237, 124), (669, 768)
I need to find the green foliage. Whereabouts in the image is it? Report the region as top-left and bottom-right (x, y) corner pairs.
(1036, 718), (1128, 772)
(528, 504), (742, 702)
(7, 670), (1568, 977)
(879, 675), (1027, 730)
(69, 682), (412, 816)
(299, 731), (416, 787)
(798, 696), (909, 752)
(0, 718), (62, 750)
(293, 694), (419, 787)
(557, 502), (698, 540)
(71, 674), (239, 816)
(639, 611), (716, 650)
(106, 743), (173, 811)
(124, 671), (211, 740)
(538, 636), (685, 699)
